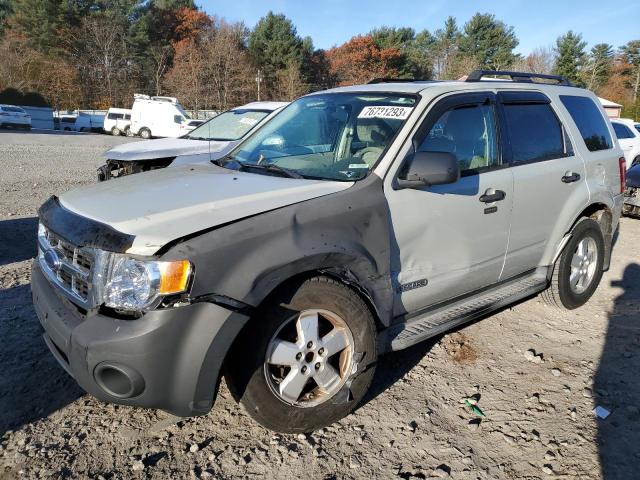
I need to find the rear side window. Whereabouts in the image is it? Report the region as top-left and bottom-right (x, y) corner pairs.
(559, 95), (612, 151)
(612, 123), (634, 139)
(503, 103), (564, 163)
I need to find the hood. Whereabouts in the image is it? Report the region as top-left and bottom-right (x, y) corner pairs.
(627, 164), (640, 188)
(104, 137), (231, 161)
(59, 163), (353, 255)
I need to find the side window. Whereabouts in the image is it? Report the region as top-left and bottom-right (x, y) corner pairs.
(417, 103), (498, 173)
(124, 114), (131, 120)
(174, 115), (184, 124)
(560, 95), (613, 151)
(612, 123), (634, 139)
(503, 103), (564, 163)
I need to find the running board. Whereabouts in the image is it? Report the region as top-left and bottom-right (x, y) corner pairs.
(379, 272), (548, 353)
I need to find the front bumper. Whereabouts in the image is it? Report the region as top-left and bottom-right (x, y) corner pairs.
(31, 261), (249, 416)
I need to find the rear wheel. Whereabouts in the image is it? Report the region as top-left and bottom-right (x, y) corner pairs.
(111, 126), (121, 136)
(225, 276), (377, 433)
(139, 127), (151, 139)
(541, 218), (605, 309)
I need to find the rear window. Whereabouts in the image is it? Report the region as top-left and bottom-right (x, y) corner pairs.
(559, 95), (612, 152)
(503, 103), (565, 163)
(612, 122), (634, 139)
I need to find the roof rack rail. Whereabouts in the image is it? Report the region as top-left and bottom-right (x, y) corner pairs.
(368, 77), (420, 84)
(465, 70), (573, 86)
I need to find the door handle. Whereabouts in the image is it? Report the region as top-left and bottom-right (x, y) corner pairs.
(479, 188), (506, 203)
(561, 172), (581, 183)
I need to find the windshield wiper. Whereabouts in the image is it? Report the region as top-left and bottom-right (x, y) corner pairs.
(211, 157), (303, 179)
(186, 136), (209, 141)
(239, 162), (303, 179)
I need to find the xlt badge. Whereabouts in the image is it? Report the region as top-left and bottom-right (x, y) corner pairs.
(398, 278), (428, 293)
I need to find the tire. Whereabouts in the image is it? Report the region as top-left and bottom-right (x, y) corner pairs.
(139, 128), (151, 139)
(541, 218), (605, 310)
(124, 126), (132, 137)
(111, 127), (121, 136)
(225, 276), (378, 433)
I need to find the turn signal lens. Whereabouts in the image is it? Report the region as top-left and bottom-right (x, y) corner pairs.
(159, 260), (192, 294)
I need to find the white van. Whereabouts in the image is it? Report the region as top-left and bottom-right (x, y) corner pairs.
(74, 111), (106, 133)
(104, 108), (132, 136)
(129, 94), (192, 139)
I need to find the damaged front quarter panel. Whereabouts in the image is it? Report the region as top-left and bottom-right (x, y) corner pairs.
(159, 174), (396, 326)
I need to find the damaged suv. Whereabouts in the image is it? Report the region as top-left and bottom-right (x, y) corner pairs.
(33, 71), (624, 433)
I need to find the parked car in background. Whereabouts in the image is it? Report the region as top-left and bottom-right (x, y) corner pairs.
(623, 161), (640, 217)
(0, 104), (31, 130)
(97, 101), (288, 181)
(104, 108), (132, 136)
(34, 71), (624, 433)
(611, 118), (640, 168)
(129, 94), (195, 139)
(56, 115), (77, 131)
(74, 111), (106, 133)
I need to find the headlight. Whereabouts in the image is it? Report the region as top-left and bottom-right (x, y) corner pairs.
(104, 255), (192, 311)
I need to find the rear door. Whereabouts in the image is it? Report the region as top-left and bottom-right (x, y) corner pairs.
(499, 91), (589, 278)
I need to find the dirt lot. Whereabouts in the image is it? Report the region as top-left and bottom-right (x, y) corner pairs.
(1, 131), (639, 479)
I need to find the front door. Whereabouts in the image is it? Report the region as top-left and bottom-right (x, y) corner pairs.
(385, 92), (513, 316)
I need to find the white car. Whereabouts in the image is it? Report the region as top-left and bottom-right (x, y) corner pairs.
(104, 108), (132, 136)
(0, 104), (31, 130)
(611, 118), (640, 168)
(98, 101), (288, 180)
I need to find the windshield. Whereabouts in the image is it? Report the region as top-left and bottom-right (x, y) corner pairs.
(186, 109), (270, 141)
(224, 93), (416, 181)
(2, 106), (25, 113)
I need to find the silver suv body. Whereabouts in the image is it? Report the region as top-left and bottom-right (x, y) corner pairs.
(32, 71), (625, 433)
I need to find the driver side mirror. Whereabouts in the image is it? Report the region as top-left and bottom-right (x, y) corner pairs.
(396, 151), (460, 189)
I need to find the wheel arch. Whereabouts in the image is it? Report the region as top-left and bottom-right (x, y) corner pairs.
(551, 202), (614, 270)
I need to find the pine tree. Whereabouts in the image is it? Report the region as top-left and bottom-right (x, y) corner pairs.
(459, 13), (519, 70)
(553, 31), (586, 86)
(248, 12), (303, 74)
(582, 43), (613, 91)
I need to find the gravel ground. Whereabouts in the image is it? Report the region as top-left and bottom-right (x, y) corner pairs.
(1, 131), (639, 479)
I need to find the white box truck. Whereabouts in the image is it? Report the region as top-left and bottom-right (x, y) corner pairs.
(129, 94), (193, 139)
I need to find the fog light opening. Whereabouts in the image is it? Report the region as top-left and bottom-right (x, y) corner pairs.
(94, 363), (144, 399)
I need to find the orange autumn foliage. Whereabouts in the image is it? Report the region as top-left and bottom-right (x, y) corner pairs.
(326, 35), (402, 86)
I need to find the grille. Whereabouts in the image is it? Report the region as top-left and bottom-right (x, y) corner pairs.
(39, 226), (94, 305)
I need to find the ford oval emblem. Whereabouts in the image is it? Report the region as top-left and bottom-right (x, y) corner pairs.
(43, 249), (62, 272)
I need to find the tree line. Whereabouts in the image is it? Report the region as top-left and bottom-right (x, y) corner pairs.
(0, 1), (638, 119)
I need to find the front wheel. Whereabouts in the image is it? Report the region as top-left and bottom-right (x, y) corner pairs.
(225, 276), (377, 433)
(111, 126), (121, 136)
(541, 218), (605, 309)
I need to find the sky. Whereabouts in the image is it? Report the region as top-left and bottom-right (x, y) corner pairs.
(197, 0), (640, 54)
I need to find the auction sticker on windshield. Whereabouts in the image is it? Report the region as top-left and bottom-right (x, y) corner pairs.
(358, 106), (413, 120)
